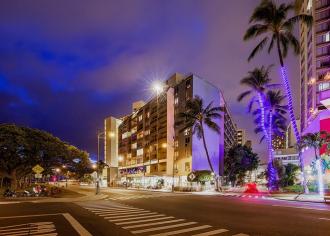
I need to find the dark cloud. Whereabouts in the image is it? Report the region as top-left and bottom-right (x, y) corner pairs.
(0, 0), (298, 160)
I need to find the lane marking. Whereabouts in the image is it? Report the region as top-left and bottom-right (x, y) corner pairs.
(319, 218), (330, 221)
(111, 214), (166, 222)
(272, 205), (328, 211)
(192, 229), (229, 236)
(232, 234), (250, 236)
(150, 225), (211, 236)
(0, 202), (20, 205)
(0, 222), (53, 229)
(115, 216), (175, 225)
(93, 209), (145, 214)
(123, 219), (185, 229)
(62, 213), (92, 236)
(131, 222), (197, 234)
(105, 212), (159, 219)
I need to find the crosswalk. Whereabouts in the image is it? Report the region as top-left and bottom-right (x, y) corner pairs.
(105, 193), (189, 201)
(0, 221), (57, 236)
(83, 204), (250, 236)
(218, 194), (275, 200)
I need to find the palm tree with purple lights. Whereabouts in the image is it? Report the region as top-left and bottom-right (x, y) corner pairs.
(254, 90), (288, 190)
(244, 0), (313, 193)
(238, 66), (279, 190)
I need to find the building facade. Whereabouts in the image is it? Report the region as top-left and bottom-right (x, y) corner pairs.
(105, 73), (232, 188)
(236, 129), (246, 146)
(300, 0), (330, 131)
(272, 135), (286, 150)
(299, 0), (330, 186)
(223, 102), (237, 152)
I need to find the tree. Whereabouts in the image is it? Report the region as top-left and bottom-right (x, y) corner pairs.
(0, 124), (90, 189)
(244, 0), (313, 193)
(299, 132), (330, 196)
(224, 144), (259, 187)
(254, 90), (287, 190)
(278, 163), (300, 188)
(238, 66), (276, 142)
(176, 96), (222, 190)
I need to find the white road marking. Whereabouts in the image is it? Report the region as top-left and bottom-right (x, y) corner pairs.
(111, 214), (166, 222)
(0, 201), (20, 205)
(105, 212), (159, 219)
(93, 209), (144, 214)
(232, 234), (250, 236)
(99, 210), (149, 217)
(88, 207), (138, 212)
(115, 216), (175, 225)
(272, 205), (328, 211)
(150, 225), (211, 236)
(319, 217), (330, 221)
(131, 222), (197, 234)
(192, 229), (229, 236)
(62, 213), (92, 236)
(123, 219), (185, 229)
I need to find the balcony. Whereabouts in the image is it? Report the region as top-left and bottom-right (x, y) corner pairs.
(316, 1), (330, 11)
(319, 89), (330, 108)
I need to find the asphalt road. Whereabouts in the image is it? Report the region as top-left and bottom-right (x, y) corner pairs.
(1, 188), (330, 236)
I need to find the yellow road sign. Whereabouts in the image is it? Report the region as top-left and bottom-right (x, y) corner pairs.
(32, 165), (44, 174)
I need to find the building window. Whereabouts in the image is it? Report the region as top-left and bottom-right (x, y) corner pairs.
(326, 32), (330, 42)
(131, 127), (137, 134)
(185, 162), (190, 172)
(138, 115), (143, 122)
(186, 80), (191, 89)
(146, 112), (150, 118)
(174, 151), (179, 159)
(137, 148), (143, 156)
(184, 128), (190, 136)
(174, 97), (179, 105)
(131, 143), (137, 149)
(185, 137), (190, 146)
(319, 82), (330, 91)
(174, 140), (179, 148)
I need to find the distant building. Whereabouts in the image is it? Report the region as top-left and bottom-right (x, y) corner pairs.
(272, 135), (286, 150)
(223, 103), (237, 152)
(274, 148), (299, 166)
(236, 129), (246, 146)
(105, 73), (237, 188)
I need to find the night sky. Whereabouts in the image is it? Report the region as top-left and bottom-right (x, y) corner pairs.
(0, 0), (299, 161)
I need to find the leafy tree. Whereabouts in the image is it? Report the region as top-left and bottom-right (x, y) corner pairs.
(244, 0), (313, 193)
(176, 96), (222, 190)
(279, 163), (299, 187)
(0, 124), (90, 189)
(224, 144), (259, 187)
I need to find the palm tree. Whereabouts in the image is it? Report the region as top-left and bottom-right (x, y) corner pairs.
(299, 132), (330, 196)
(254, 90), (287, 190)
(244, 0), (313, 193)
(238, 66), (277, 141)
(176, 95), (222, 190)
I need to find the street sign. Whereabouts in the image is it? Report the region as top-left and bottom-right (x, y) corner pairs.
(32, 165), (44, 174)
(35, 174), (42, 179)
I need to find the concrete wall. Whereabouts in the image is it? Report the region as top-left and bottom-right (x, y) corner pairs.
(104, 116), (121, 167)
(166, 87), (175, 176)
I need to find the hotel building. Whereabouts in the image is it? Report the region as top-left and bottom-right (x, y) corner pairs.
(299, 0), (330, 185)
(104, 73), (236, 188)
(236, 129), (246, 146)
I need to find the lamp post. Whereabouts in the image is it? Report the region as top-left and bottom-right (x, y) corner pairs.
(152, 81), (164, 175)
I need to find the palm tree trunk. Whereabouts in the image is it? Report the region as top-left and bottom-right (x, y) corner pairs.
(257, 92), (269, 141)
(200, 122), (218, 191)
(276, 38), (308, 193)
(267, 111), (278, 191)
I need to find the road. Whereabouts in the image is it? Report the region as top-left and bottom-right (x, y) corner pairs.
(1, 187), (330, 236)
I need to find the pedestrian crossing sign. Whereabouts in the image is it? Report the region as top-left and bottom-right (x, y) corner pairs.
(32, 164), (44, 174)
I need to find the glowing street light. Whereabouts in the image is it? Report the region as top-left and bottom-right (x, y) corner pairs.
(152, 81), (164, 95)
(109, 132), (115, 138)
(118, 156), (123, 162)
(55, 168), (61, 173)
(92, 164), (97, 169)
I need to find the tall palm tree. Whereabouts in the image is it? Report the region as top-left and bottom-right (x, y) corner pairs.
(238, 66), (276, 141)
(254, 90), (287, 190)
(176, 96), (222, 190)
(299, 132), (330, 196)
(244, 0), (313, 193)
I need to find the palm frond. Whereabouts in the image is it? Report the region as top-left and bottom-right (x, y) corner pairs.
(248, 37), (269, 61)
(238, 90), (252, 102)
(243, 24), (268, 40)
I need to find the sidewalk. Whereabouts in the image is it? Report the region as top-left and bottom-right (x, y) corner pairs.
(271, 193), (327, 203)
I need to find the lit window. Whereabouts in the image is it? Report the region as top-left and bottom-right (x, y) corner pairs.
(174, 97), (179, 105)
(138, 115), (143, 121)
(185, 162), (190, 172)
(326, 32), (330, 42)
(137, 148), (143, 156)
(184, 128), (190, 136)
(131, 127), (137, 134)
(174, 151), (179, 158)
(174, 140), (178, 147)
(131, 143), (137, 149)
